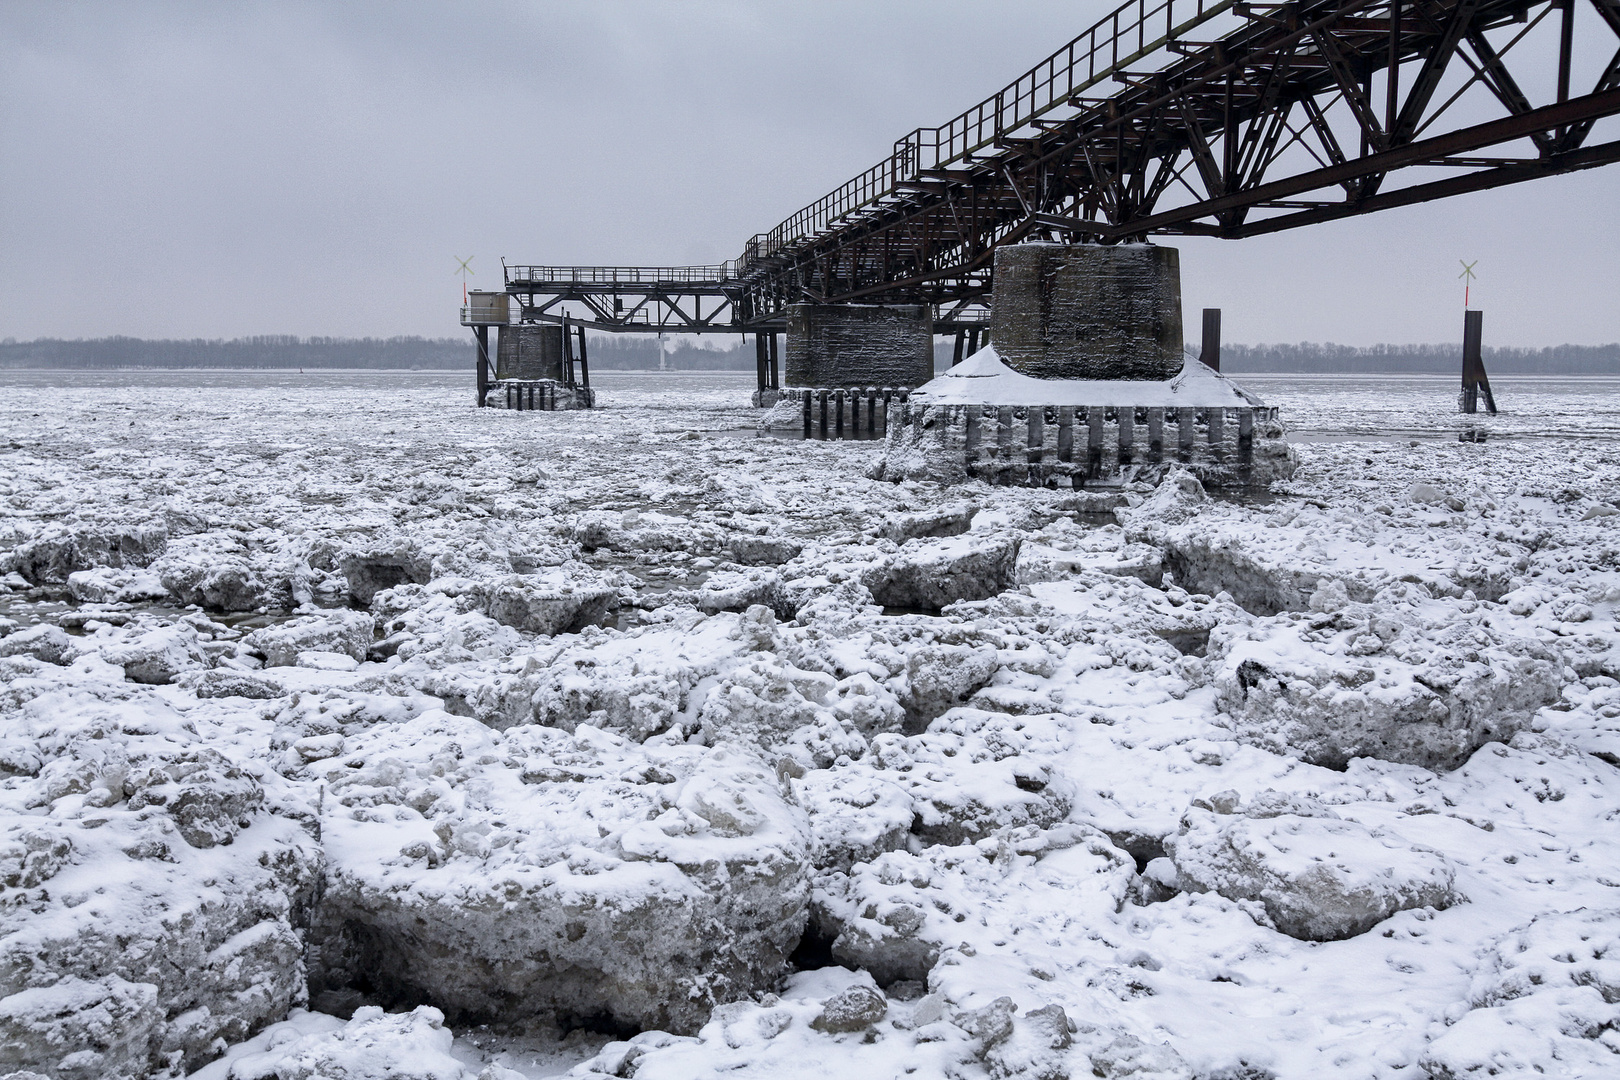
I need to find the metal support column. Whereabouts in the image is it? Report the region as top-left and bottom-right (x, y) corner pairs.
(562, 316), (576, 387)
(475, 326), (490, 407)
(1201, 309), (1222, 372)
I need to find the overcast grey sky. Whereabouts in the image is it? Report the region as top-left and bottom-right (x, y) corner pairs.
(3, 1), (1616, 346)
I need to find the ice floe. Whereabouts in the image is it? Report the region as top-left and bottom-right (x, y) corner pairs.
(2, 371), (1619, 1077)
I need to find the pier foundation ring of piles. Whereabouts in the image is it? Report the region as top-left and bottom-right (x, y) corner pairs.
(876, 402), (1296, 489)
(759, 387), (914, 439)
(490, 379), (596, 411)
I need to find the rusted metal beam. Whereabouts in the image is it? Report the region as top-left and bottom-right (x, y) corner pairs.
(504, 0), (1620, 332)
(1202, 136), (1620, 236)
(1084, 86), (1620, 236)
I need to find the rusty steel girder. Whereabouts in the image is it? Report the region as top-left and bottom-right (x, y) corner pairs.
(506, 0), (1620, 331)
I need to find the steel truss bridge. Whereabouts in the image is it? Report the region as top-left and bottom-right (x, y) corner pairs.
(490, 0), (1620, 336)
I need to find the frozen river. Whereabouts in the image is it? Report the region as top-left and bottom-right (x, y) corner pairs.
(3, 365), (1620, 1080)
(6, 367), (1619, 443)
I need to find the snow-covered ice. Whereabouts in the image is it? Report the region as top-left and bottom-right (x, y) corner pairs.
(3, 369), (1620, 1078)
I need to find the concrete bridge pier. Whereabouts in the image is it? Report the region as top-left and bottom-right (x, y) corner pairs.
(497, 324), (567, 382)
(989, 242), (1183, 380)
(784, 303), (933, 389)
(488, 322), (594, 410)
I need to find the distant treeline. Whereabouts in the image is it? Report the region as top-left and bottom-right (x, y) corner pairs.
(0, 333), (760, 372)
(0, 335), (473, 370)
(589, 337), (958, 371)
(1215, 341), (1620, 374)
(4, 334), (1618, 374)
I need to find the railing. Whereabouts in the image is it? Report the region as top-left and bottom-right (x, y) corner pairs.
(505, 263), (739, 286)
(739, 0), (1239, 268)
(460, 304), (514, 326)
(502, 0), (1245, 289)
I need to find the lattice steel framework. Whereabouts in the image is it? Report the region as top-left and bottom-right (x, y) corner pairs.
(503, 0), (1620, 332)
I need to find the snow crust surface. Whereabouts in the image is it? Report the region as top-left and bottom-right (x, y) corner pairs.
(910, 347), (1267, 408)
(2, 370), (1620, 1079)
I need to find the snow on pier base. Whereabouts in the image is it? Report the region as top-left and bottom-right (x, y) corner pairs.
(874, 346), (1296, 489)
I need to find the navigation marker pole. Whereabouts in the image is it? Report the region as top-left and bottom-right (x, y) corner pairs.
(457, 256), (489, 406)
(1460, 309), (1498, 417)
(1457, 259), (1496, 417)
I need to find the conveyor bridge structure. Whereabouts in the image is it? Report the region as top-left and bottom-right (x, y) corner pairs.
(470, 0), (1620, 338)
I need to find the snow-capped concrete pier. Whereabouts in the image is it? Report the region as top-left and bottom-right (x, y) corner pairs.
(870, 244), (1292, 488)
